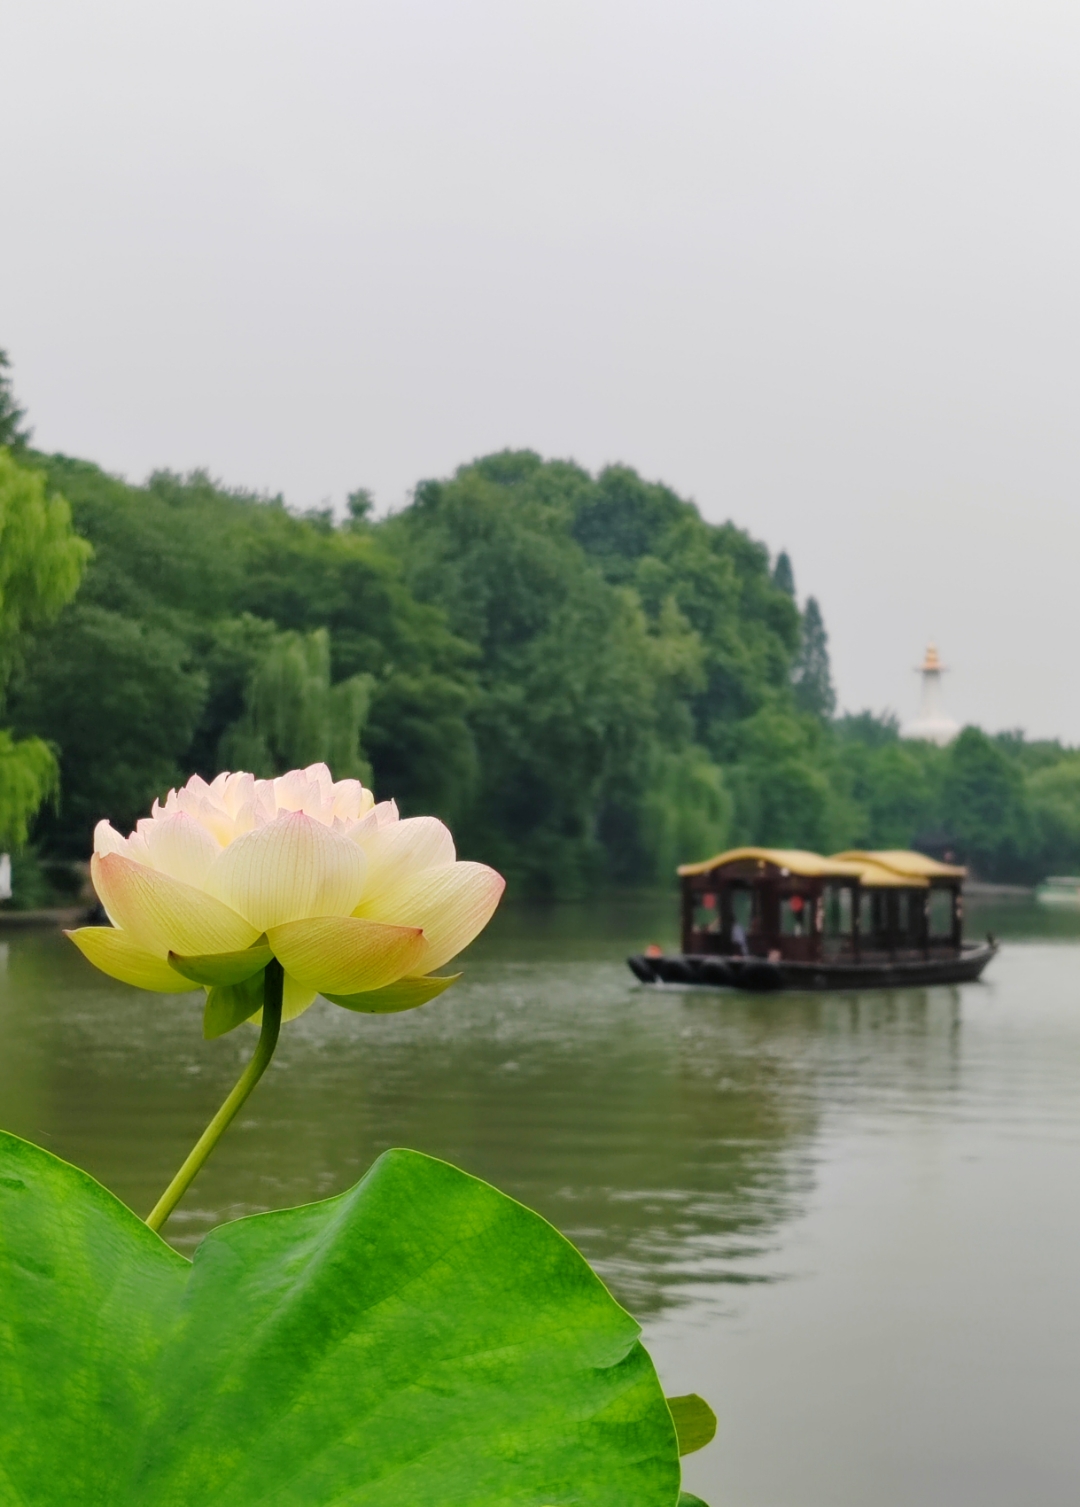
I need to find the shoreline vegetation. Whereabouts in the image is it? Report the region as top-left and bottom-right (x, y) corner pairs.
(4, 356), (1080, 901)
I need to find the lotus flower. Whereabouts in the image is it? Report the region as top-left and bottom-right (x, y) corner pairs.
(67, 764), (505, 1036)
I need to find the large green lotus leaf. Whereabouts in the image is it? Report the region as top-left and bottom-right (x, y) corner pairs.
(0, 1132), (683, 1506)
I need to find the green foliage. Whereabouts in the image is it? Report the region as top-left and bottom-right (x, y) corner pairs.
(1027, 757), (1080, 874)
(0, 449), (91, 690)
(0, 733), (59, 852)
(0, 349), (30, 452)
(7, 429), (1080, 884)
(6, 458), (476, 851)
(833, 718), (947, 849)
(725, 708), (856, 853)
(0, 447), (88, 850)
(792, 596), (836, 720)
(383, 452), (800, 890)
(9, 605), (207, 854)
(633, 745), (732, 885)
(940, 726), (1031, 880)
(220, 626), (373, 781)
(0, 1131), (685, 1506)
(771, 549), (795, 597)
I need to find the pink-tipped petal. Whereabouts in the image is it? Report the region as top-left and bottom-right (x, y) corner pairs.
(94, 818), (152, 867)
(355, 816), (456, 897)
(266, 914), (426, 994)
(204, 811), (367, 932)
(65, 927), (199, 993)
(136, 810), (222, 888)
(354, 861), (505, 973)
(91, 853), (261, 958)
(93, 819), (129, 858)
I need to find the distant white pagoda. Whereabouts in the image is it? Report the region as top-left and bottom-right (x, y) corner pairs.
(902, 643), (960, 746)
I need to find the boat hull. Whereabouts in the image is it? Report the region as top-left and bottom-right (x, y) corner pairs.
(628, 941), (998, 992)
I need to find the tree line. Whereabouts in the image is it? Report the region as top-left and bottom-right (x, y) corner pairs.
(2, 351), (1079, 899)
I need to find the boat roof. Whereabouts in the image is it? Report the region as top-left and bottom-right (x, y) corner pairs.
(677, 847), (864, 879)
(677, 846), (952, 887)
(832, 849), (967, 880)
(844, 860), (928, 889)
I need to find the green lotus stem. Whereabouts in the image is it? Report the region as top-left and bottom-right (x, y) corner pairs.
(146, 960), (284, 1234)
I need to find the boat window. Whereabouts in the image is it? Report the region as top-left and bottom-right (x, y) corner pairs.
(780, 893), (809, 935)
(692, 891), (721, 933)
(823, 884), (853, 935)
(929, 888), (953, 937)
(729, 888), (751, 926)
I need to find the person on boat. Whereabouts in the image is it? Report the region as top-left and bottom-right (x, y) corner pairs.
(731, 920), (750, 956)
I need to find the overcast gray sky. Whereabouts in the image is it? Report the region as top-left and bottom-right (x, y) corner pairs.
(3, 1), (1078, 738)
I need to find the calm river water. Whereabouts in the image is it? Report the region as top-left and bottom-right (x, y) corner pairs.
(2, 897), (1079, 1505)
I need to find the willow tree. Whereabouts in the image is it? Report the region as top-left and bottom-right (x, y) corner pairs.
(219, 627), (374, 782)
(0, 450), (91, 850)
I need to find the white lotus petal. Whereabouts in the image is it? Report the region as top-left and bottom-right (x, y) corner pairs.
(274, 766), (327, 817)
(283, 971), (318, 1021)
(356, 816), (456, 898)
(93, 820), (129, 858)
(349, 800), (400, 844)
(93, 819), (151, 866)
(353, 860), (505, 973)
(267, 915), (425, 993)
(330, 778), (371, 824)
(136, 810), (222, 888)
(205, 811), (367, 931)
(220, 770), (256, 818)
(66, 927), (199, 993)
(91, 853), (260, 957)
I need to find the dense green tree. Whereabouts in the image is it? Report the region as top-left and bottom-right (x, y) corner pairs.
(568, 462), (801, 748)
(726, 707), (858, 853)
(771, 550), (795, 597)
(384, 461), (661, 889)
(0, 449), (90, 853)
(0, 350), (30, 453)
(220, 627), (373, 781)
(10, 606), (207, 854)
(940, 726), (1032, 879)
(0, 731), (57, 852)
(1027, 758), (1080, 875)
(380, 453), (801, 889)
(792, 596), (836, 720)
(8, 415), (1080, 889)
(8, 457), (477, 850)
(0, 451), (91, 688)
(832, 713), (946, 849)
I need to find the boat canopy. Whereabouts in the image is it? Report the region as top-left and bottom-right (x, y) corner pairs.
(832, 849), (966, 881)
(677, 847), (863, 879)
(844, 860), (929, 889)
(677, 846), (958, 887)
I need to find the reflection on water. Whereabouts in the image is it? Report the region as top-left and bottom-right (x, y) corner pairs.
(2, 896), (1080, 1505)
(0, 901), (818, 1317)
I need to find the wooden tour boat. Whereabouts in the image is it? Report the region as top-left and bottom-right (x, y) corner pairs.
(629, 847), (997, 992)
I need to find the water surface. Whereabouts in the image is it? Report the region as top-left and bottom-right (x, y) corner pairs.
(2, 896), (1079, 1505)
